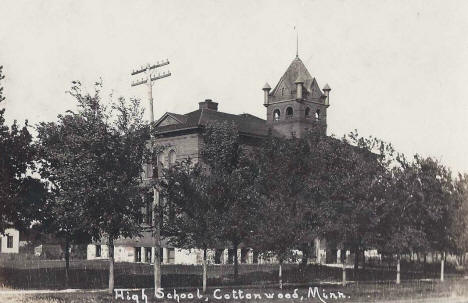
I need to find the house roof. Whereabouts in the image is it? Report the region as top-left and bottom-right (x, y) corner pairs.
(154, 108), (272, 137)
(271, 57), (323, 99)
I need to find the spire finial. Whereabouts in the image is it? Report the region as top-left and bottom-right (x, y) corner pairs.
(295, 26), (299, 58)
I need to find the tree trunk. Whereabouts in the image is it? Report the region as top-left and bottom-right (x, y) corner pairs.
(354, 247), (359, 270)
(202, 247), (207, 293)
(440, 251), (445, 282)
(278, 261), (283, 289)
(233, 242), (239, 280)
(396, 254), (401, 285)
(301, 243), (309, 265)
(108, 238), (114, 294)
(64, 238), (70, 288)
(342, 260), (346, 286)
(353, 246), (360, 281)
(361, 250), (366, 270)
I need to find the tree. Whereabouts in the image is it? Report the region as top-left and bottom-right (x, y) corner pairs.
(160, 158), (219, 292)
(0, 65), (45, 234)
(452, 174), (468, 265)
(201, 121), (260, 280)
(378, 154), (429, 284)
(251, 134), (319, 288)
(36, 81), (150, 293)
(412, 155), (458, 281)
(316, 131), (392, 275)
(36, 118), (93, 286)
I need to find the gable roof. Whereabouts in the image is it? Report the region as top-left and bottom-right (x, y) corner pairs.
(154, 108), (271, 137)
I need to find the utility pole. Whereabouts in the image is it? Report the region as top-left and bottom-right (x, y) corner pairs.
(131, 60), (171, 292)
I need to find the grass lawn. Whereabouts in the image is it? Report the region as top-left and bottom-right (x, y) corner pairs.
(2, 279), (468, 303)
(1, 258), (465, 290)
(1, 257), (467, 302)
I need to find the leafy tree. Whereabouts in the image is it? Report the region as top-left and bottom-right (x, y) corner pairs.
(201, 121), (260, 280)
(452, 174), (468, 264)
(412, 156), (457, 281)
(251, 134), (319, 288)
(317, 131), (392, 273)
(378, 154), (428, 283)
(36, 81), (150, 293)
(0, 65), (45, 234)
(160, 158), (219, 292)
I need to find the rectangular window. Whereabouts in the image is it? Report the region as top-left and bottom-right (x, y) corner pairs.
(168, 248), (175, 264)
(96, 245), (101, 257)
(146, 163), (153, 179)
(146, 201), (152, 224)
(241, 248), (248, 264)
(145, 247), (152, 263)
(7, 235), (13, 249)
(214, 249), (223, 264)
(135, 247), (141, 262)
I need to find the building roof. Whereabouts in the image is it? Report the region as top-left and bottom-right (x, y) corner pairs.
(271, 57), (323, 99)
(154, 107), (272, 137)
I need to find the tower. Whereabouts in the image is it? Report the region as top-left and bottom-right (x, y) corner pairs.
(263, 57), (331, 138)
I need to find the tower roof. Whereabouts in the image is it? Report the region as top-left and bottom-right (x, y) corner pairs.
(271, 57), (323, 99)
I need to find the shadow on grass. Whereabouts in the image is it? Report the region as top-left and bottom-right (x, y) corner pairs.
(0, 262), (465, 290)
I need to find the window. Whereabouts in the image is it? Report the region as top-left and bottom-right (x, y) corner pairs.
(7, 235), (13, 249)
(305, 107), (310, 117)
(96, 245), (101, 257)
(214, 249), (223, 264)
(241, 248), (249, 263)
(315, 109), (320, 121)
(281, 87), (284, 96)
(286, 107), (293, 118)
(144, 198), (152, 224)
(145, 163), (153, 179)
(273, 109), (281, 121)
(135, 247), (142, 262)
(168, 150), (176, 167)
(157, 154), (165, 169)
(145, 247), (152, 263)
(168, 248), (175, 264)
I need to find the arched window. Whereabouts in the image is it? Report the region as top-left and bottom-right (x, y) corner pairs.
(145, 163), (153, 179)
(305, 107), (310, 117)
(315, 109), (320, 121)
(168, 150), (176, 167)
(273, 109), (281, 121)
(286, 107), (293, 118)
(281, 87), (284, 96)
(157, 154), (165, 168)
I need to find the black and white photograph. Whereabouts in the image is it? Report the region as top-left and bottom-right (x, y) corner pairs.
(1, 1), (468, 302)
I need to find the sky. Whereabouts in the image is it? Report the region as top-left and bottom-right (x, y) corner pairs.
(1, 0), (467, 173)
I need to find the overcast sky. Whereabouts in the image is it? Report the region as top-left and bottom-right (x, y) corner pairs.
(1, 0), (467, 173)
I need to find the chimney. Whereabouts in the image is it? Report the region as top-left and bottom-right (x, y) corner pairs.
(199, 99), (218, 111)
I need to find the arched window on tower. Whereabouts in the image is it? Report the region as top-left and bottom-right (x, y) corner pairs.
(315, 109), (320, 121)
(168, 150), (176, 168)
(286, 107), (293, 119)
(273, 109), (281, 122)
(305, 107), (310, 118)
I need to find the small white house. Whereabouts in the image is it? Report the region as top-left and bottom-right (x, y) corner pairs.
(0, 228), (20, 254)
